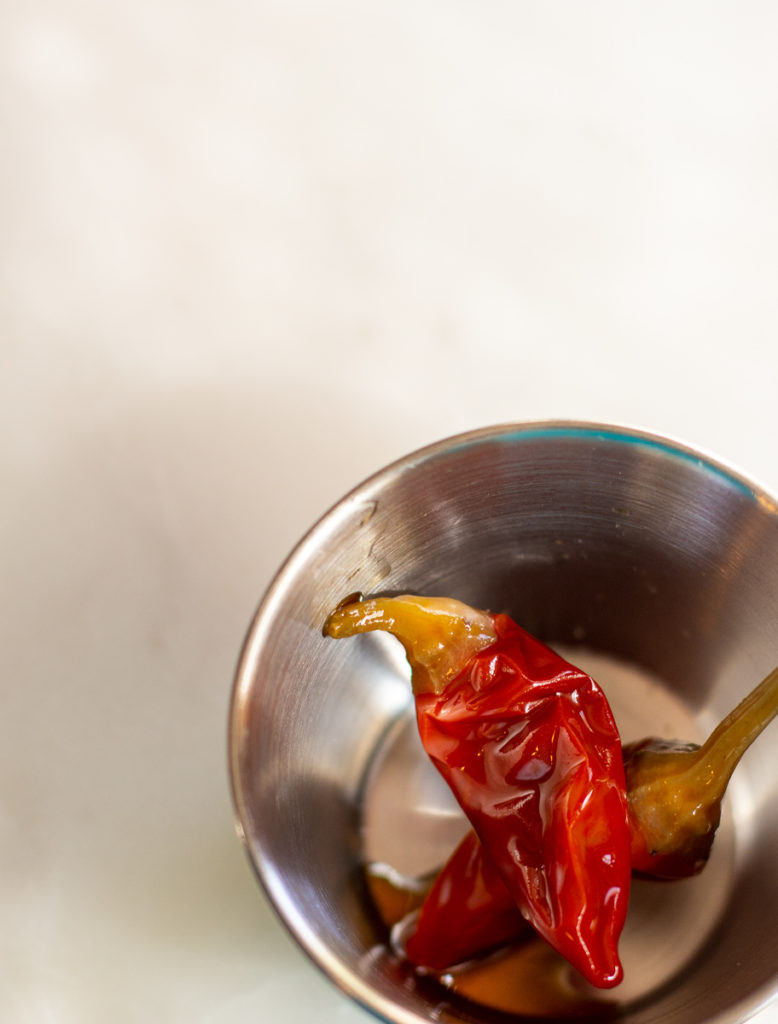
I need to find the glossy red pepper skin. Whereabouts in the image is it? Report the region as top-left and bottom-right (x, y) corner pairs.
(412, 614), (631, 988)
(404, 828), (528, 970)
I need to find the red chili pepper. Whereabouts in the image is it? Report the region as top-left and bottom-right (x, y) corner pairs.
(404, 828), (528, 971)
(407, 663), (778, 971)
(325, 596), (632, 989)
(413, 613), (630, 987)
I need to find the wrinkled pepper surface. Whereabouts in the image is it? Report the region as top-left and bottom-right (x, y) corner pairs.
(405, 660), (778, 971)
(324, 595), (632, 988)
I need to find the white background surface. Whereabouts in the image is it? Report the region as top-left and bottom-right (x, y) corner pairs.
(2, 2), (778, 1022)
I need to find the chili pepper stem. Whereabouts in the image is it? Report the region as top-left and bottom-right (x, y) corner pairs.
(323, 595), (497, 695)
(626, 662), (778, 875)
(684, 663), (778, 803)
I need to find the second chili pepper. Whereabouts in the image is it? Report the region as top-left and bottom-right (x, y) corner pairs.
(403, 827), (529, 971)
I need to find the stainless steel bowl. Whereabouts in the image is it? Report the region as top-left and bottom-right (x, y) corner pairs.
(229, 422), (778, 1024)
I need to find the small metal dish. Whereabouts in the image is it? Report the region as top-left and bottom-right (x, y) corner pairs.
(230, 422), (778, 1024)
